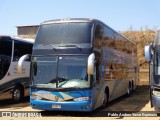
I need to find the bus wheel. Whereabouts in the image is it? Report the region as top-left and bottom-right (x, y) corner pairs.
(102, 89), (109, 108)
(132, 81), (134, 92)
(12, 86), (23, 103)
(102, 92), (107, 108)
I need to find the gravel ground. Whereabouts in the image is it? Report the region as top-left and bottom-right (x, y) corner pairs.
(0, 85), (159, 120)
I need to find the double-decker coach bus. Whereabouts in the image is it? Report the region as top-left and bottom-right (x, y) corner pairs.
(145, 29), (160, 111)
(23, 18), (138, 111)
(0, 36), (33, 103)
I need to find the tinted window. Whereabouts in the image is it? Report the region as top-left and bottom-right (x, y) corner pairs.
(35, 22), (92, 46)
(0, 37), (12, 56)
(94, 24), (103, 49)
(103, 26), (113, 41)
(13, 40), (33, 61)
(0, 37), (12, 79)
(31, 56), (90, 89)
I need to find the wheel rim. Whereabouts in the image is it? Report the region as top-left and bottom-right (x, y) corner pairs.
(127, 88), (130, 94)
(13, 89), (21, 101)
(127, 86), (132, 95)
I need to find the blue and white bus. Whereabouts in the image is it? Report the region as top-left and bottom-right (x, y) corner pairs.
(24, 18), (138, 111)
(0, 36), (34, 103)
(145, 29), (160, 111)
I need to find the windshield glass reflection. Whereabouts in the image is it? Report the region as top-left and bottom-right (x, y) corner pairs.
(31, 56), (90, 89)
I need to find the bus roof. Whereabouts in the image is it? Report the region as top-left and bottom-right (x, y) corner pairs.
(42, 18), (94, 25)
(0, 35), (34, 44)
(41, 18), (135, 45)
(12, 36), (34, 44)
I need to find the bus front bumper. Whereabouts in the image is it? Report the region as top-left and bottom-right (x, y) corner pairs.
(30, 99), (92, 112)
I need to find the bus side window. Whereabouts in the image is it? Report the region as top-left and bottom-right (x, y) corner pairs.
(94, 24), (103, 49)
(0, 38), (12, 80)
(0, 59), (4, 79)
(95, 24), (103, 40)
(13, 40), (33, 61)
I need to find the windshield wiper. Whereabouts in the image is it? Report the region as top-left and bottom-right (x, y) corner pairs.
(49, 77), (67, 84)
(49, 44), (57, 50)
(59, 44), (82, 50)
(48, 78), (57, 84)
(58, 79), (69, 88)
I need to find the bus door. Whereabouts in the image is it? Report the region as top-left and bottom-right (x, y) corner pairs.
(92, 62), (101, 109)
(92, 23), (103, 108)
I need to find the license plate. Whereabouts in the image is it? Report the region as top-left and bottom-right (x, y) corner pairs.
(52, 105), (61, 109)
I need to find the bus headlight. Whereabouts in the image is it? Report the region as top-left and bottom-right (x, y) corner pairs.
(153, 90), (160, 97)
(73, 97), (89, 102)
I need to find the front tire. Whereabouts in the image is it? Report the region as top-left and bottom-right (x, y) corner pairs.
(12, 86), (23, 103)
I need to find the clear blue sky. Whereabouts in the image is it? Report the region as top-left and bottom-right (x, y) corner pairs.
(0, 0), (159, 35)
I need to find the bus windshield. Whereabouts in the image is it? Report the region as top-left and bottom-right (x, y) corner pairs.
(34, 22), (93, 48)
(31, 56), (90, 89)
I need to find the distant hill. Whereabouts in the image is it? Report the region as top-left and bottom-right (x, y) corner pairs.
(122, 30), (155, 68)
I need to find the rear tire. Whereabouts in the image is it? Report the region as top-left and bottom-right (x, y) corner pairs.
(102, 89), (109, 108)
(127, 82), (132, 96)
(12, 86), (23, 103)
(132, 81), (134, 92)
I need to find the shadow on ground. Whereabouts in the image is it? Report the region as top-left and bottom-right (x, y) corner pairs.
(0, 97), (30, 109)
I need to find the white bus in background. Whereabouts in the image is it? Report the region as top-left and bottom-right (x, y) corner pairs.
(0, 36), (34, 103)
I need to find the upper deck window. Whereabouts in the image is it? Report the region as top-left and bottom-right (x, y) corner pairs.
(34, 22), (93, 48)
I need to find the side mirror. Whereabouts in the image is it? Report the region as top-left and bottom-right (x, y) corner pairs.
(87, 53), (95, 75)
(17, 54), (30, 74)
(144, 44), (153, 62)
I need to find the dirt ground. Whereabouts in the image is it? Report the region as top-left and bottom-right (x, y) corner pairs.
(0, 85), (159, 120)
